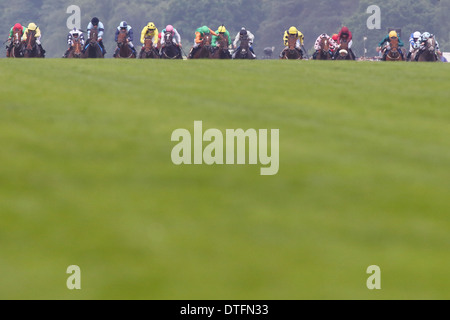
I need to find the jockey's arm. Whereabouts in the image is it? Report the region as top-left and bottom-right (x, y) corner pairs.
(209, 28), (218, 36)
(194, 32), (202, 44)
(98, 23), (105, 40)
(283, 32), (289, 46)
(211, 34), (218, 47)
(398, 38), (404, 47)
(173, 29), (181, 45)
(247, 31), (255, 43)
(35, 28), (41, 39)
(378, 36), (389, 48)
(140, 27), (148, 44)
(86, 22), (92, 39)
(226, 31), (232, 46)
(128, 28), (134, 42)
(233, 33), (240, 47)
(314, 36), (321, 50)
(298, 32), (304, 46)
(153, 28), (159, 46)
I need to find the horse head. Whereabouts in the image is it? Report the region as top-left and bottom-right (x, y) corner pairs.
(240, 36), (249, 55)
(72, 38), (82, 57)
(426, 37), (436, 54)
(144, 36), (154, 52)
(164, 32), (173, 47)
(90, 26), (99, 44)
(202, 33), (212, 49)
(13, 29), (22, 48)
(321, 38), (330, 53)
(217, 34), (228, 50)
(117, 29), (128, 48)
(287, 34), (297, 50)
(26, 30), (36, 51)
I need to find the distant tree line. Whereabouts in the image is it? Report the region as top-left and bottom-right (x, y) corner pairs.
(0, 0), (448, 58)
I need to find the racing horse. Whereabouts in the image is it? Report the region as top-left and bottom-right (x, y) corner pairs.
(83, 27), (104, 58)
(116, 29), (136, 58)
(335, 38), (353, 60)
(139, 36), (160, 59)
(233, 35), (255, 59)
(23, 30), (44, 58)
(314, 37), (333, 60)
(416, 37), (439, 62)
(385, 37), (404, 61)
(161, 32), (182, 59)
(68, 37), (83, 58)
(280, 34), (303, 60)
(190, 33), (213, 59)
(7, 28), (24, 58)
(211, 33), (231, 59)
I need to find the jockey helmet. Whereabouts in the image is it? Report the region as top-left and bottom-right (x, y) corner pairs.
(72, 28), (79, 36)
(340, 26), (350, 36)
(14, 23), (22, 31)
(91, 17), (99, 26)
(120, 21), (128, 29)
(413, 31), (421, 39)
(389, 30), (398, 38)
(332, 34), (338, 41)
(166, 25), (174, 33)
(147, 22), (156, 30)
(288, 27), (298, 35)
(218, 25), (227, 33)
(27, 23), (37, 31)
(240, 28), (247, 36)
(422, 32), (431, 40)
(201, 26), (210, 34)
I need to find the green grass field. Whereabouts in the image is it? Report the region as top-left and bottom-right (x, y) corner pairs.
(0, 59), (449, 300)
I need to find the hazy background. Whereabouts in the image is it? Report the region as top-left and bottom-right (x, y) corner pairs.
(1, 0), (448, 58)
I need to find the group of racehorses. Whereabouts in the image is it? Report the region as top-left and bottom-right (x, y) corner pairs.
(6, 25), (256, 60)
(8, 29), (43, 58)
(6, 26), (440, 62)
(186, 32), (255, 59)
(283, 33), (439, 62)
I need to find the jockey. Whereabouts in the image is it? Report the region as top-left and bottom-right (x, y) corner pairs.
(140, 22), (159, 48)
(377, 30), (405, 61)
(212, 25), (232, 48)
(335, 26), (355, 59)
(331, 34), (339, 53)
(232, 27), (256, 58)
(188, 26), (218, 58)
(160, 25), (182, 56)
(63, 28), (85, 58)
(114, 21), (137, 57)
(85, 17), (106, 55)
(6, 23), (26, 57)
(415, 32), (441, 61)
(312, 33), (337, 59)
(407, 31), (421, 61)
(22, 23), (46, 57)
(160, 25), (182, 47)
(280, 26), (304, 58)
